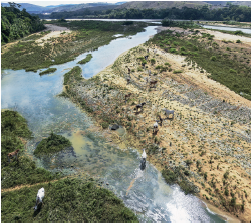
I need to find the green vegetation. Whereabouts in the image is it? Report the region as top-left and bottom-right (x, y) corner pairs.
(1, 178), (138, 223)
(77, 54), (92, 64)
(162, 166), (198, 195)
(149, 30), (251, 100)
(63, 66), (83, 85)
(39, 68), (57, 76)
(41, 5), (251, 22)
(1, 110), (61, 189)
(34, 132), (72, 157)
(1, 3), (45, 44)
(1, 20), (147, 71)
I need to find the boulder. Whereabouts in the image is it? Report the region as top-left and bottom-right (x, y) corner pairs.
(111, 124), (119, 130)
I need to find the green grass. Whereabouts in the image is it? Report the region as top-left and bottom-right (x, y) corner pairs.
(63, 66), (83, 85)
(33, 132), (72, 157)
(77, 54), (92, 64)
(1, 178), (139, 223)
(1, 111), (61, 189)
(162, 166), (198, 195)
(39, 68), (57, 76)
(1, 21), (147, 71)
(149, 31), (251, 100)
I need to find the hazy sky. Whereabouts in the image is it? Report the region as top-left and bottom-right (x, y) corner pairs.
(1, 0), (124, 7)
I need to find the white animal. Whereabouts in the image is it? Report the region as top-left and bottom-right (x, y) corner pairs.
(34, 187), (45, 210)
(142, 149), (147, 159)
(153, 122), (158, 129)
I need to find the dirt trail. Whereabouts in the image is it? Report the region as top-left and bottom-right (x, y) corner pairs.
(1, 177), (67, 193)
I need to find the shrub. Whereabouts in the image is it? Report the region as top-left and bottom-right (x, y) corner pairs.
(234, 30), (244, 35)
(101, 122), (109, 129)
(150, 58), (156, 64)
(229, 69), (237, 73)
(211, 56), (217, 61)
(170, 48), (177, 53)
(173, 70), (183, 74)
(236, 39), (241, 43)
(34, 132), (72, 157)
(180, 46), (186, 51)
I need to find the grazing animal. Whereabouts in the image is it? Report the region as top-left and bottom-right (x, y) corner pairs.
(153, 122), (159, 134)
(125, 93), (132, 101)
(158, 115), (163, 125)
(147, 48), (149, 53)
(142, 63), (145, 68)
(150, 80), (158, 88)
(128, 67), (131, 74)
(135, 102), (146, 112)
(34, 187), (45, 211)
(163, 109), (175, 118)
(145, 55), (149, 61)
(7, 149), (20, 163)
(142, 148), (147, 169)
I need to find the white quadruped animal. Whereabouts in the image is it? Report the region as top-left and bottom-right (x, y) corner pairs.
(142, 148), (147, 159)
(153, 122), (158, 129)
(34, 187), (45, 210)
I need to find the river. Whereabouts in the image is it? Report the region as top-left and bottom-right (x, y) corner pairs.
(2, 25), (225, 222)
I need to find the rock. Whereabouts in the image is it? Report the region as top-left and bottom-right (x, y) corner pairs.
(111, 124), (119, 130)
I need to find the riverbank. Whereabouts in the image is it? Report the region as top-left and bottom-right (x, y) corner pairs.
(63, 37), (250, 222)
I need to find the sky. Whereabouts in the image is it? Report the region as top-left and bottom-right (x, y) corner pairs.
(1, 0), (125, 7)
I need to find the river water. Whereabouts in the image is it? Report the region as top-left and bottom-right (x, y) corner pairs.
(1, 26), (225, 222)
(201, 25), (251, 34)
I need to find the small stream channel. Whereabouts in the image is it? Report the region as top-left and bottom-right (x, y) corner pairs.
(2, 26), (225, 222)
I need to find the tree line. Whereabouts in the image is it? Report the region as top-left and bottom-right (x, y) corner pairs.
(1, 3), (45, 44)
(39, 4), (251, 22)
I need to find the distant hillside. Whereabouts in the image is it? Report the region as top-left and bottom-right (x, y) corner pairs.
(205, 1), (251, 6)
(1, 2), (121, 14)
(115, 1), (210, 10)
(1, 3), (48, 13)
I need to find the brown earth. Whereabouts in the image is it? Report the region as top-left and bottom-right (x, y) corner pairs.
(64, 29), (251, 222)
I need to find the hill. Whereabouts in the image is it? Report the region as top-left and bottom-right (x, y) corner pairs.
(115, 1), (210, 10)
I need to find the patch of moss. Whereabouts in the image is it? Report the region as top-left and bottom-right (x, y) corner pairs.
(34, 132), (72, 157)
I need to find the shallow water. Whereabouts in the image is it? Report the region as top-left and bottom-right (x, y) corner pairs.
(201, 25), (251, 34)
(1, 26), (225, 223)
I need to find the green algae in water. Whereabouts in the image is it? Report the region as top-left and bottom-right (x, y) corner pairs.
(34, 132), (72, 157)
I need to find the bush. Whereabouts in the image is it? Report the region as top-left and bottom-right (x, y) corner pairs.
(229, 69), (237, 73)
(101, 122), (109, 129)
(236, 39), (241, 43)
(173, 70), (183, 74)
(34, 132), (72, 157)
(211, 56), (217, 61)
(150, 58), (156, 64)
(234, 30), (244, 35)
(170, 48), (177, 53)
